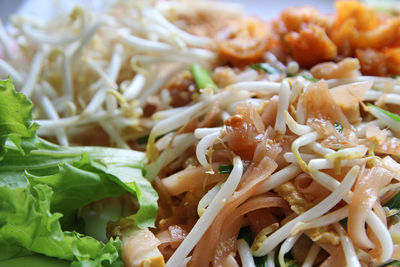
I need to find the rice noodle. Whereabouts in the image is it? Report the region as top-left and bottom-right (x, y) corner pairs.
(310, 170), (393, 262)
(292, 206), (349, 235)
(3, 1), (400, 266)
(252, 166), (359, 256)
(165, 157), (243, 267)
(334, 223), (361, 267)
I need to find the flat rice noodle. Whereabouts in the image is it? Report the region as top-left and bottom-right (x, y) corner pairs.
(374, 137), (400, 156)
(329, 80), (372, 123)
(211, 146), (234, 163)
(182, 103), (220, 133)
(365, 203), (388, 259)
(249, 103), (265, 134)
(159, 192), (199, 230)
(293, 173), (331, 202)
(247, 208), (280, 234)
(391, 244), (400, 261)
(297, 80), (351, 128)
(213, 195), (289, 266)
(310, 58), (360, 80)
(161, 163), (228, 196)
(239, 138), (282, 189)
(191, 156), (278, 266)
(261, 95), (279, 127)
(319, 245), (347, 267)
(348, 166), (393, 250)
(221, 253), (240, 267)
(225, 104), (264, 159)
(157, 224), (190, 260)
(168, 225), (189, 248)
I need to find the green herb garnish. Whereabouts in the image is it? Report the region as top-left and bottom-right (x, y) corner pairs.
(190, 64), (217, 92)
(301, 75), (318, 82)
(382, 260), (400, 266)
(286, 73), (318, 82)
(368, 103), (400, 122)
(334, 121), (344, 133)
(251, 63), (282, 75)
(386, 191), (400, 210)
(218, 164), (234, 174)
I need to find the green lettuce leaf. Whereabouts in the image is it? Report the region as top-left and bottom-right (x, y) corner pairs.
(1, 138), (158, 230)
(0, 78), (158, 265)
(0, 78), (38, 159)
(0, 183), (123, 266)
(0, 254), (69, 267)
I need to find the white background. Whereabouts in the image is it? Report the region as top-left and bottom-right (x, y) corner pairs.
(0, 0), (335, 22)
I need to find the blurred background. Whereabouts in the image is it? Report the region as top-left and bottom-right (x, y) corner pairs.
(0, 0), (336, 22)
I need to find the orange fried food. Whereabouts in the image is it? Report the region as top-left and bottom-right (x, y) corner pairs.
(284, 24), (337, 68)
(217, 17), (271, 65)
(277, 7), (335, 67)
(331, 1), (400, 54)
(272, 0), (400, 75)
(383, 47), (400, 75)
(356, 48), (400, 76)
(330, 0), (400, 75)
(280, 6), (333, 32)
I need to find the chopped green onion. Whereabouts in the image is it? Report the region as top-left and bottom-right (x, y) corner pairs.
(301, 75), (318, 82)
(382, 260), (400, 266)
(386, 191), (400, 209)
(218, 164), (233, 174)
(368, 103), (400, 122)
(334, 122), (344, 133)
(286, 73), (297, 77)
(251, 63), (282, 74)
(190, 64), (217, 92)
(286, 73), (318, 82)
